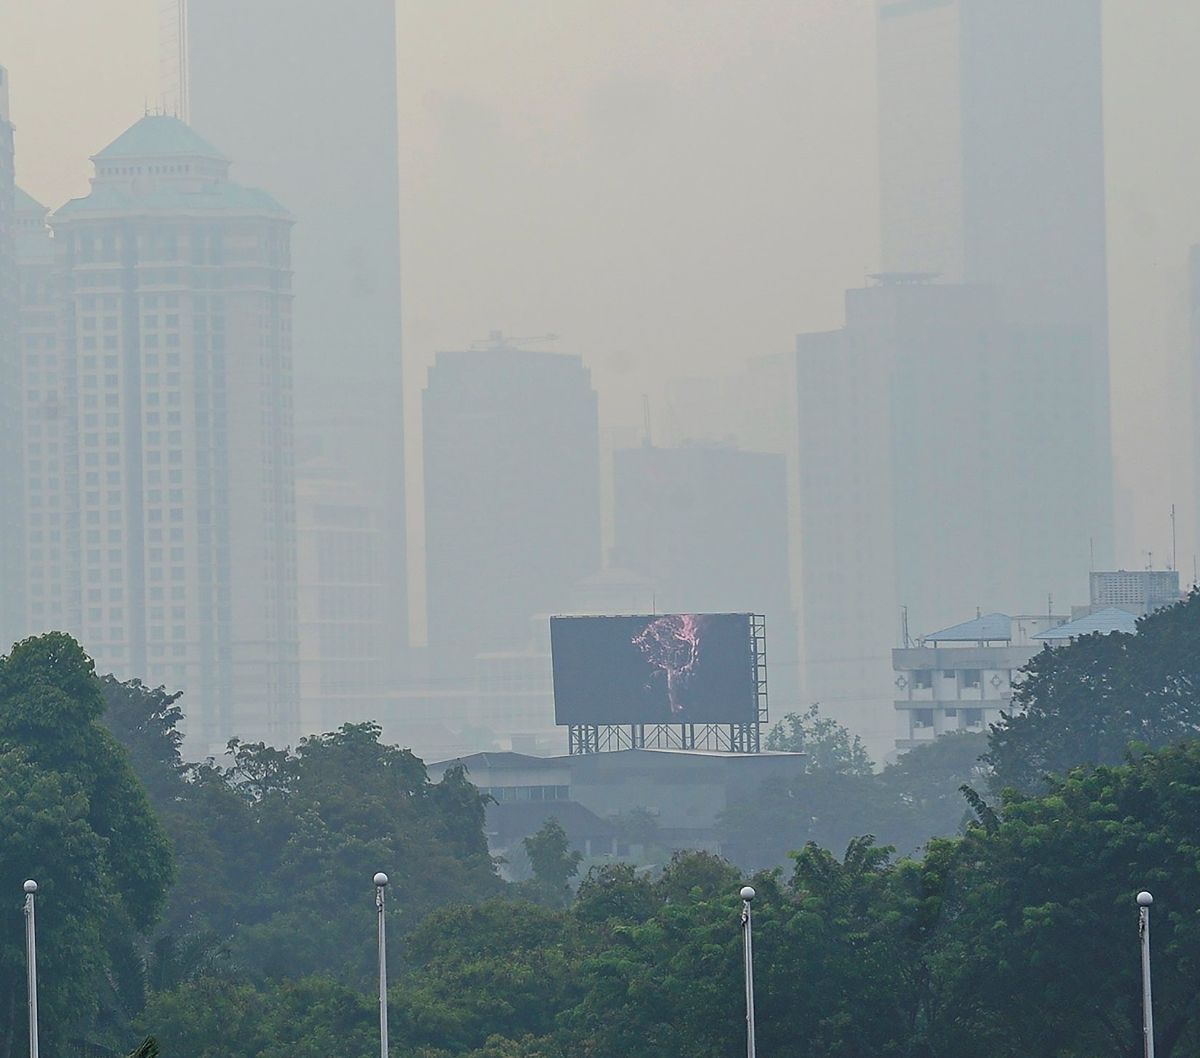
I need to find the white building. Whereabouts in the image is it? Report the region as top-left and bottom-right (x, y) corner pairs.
(893, 612), (1066, 750)
(22, 114), (299, 755)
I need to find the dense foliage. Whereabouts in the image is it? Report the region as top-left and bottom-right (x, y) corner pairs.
(723, 708), (987, 865)
(142, 739), (1200, 1057)
(987, 590), (1200, 791)
(0, 634), (173, 1056)
(6, 592), (1200, 1056)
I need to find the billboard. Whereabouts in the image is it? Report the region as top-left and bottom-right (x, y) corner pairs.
(551, 613), (758, 725)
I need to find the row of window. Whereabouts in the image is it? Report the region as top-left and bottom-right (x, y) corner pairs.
(483, 785), (570, 803)
(909, 668), (988, 690)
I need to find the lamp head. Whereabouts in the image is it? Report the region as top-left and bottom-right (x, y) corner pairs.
(22, 880), (37, 894)
(740, 886), (756, 902)
(373, 872), (389, 888)
(1137, 890), (1153, 907)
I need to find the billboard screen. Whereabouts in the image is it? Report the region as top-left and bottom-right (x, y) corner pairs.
(551, 613), (757, 725)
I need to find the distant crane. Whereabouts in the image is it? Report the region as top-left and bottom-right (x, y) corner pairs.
(470, 330), (559, 350)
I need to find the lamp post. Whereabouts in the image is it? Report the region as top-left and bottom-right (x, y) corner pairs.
(23, 880), (39, 1058)
(1138, 891), (1155, 1058)
(740, 885), (757, 1058)
(374, 872), (389, 1058)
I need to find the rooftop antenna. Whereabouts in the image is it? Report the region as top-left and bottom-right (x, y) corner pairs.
(159, 0), (190, 123)
(901, 605), (910, 648)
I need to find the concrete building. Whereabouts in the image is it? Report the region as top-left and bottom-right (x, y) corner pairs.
(1087, 569), (1182, 616)
(0, 65), (22, 647)
(188, 0), (409, 688)
(805, 2), (1113, 759)
(893, 611), (1065, 750)
(797, 279), (1103, 757)
(14, 187), (64, 640)
(612, 442), (799, 705)
(877, 0), (1109, 341)
(33, 114), (298, 755)
(423, 341), (601, 672)
(428, 747), (808, 869)
(295, 458), (387, 739)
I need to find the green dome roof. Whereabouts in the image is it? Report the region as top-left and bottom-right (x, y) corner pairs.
(94, 114), (226, 161)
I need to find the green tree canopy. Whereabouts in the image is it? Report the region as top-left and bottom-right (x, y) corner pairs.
(986, 592), (1200, 791)
(0, 634), (173, 1055)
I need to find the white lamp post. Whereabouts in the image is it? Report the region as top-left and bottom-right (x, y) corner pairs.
(740, 885), (757, 1058)
(23, 880), (39, 1058)
(1138, 890), (1155, 1058)
(375, 872), (389, 1058)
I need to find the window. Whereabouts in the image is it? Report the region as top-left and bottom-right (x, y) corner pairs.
(964, 708), (984, 726)
(912, 669), (932, 690)
(914, 709), (935, 728)
(961, 670), (982, 689)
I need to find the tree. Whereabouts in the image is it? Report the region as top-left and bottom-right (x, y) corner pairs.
(764, 703), (874, 775)
(986, 593), (1200, 791)
(521, 819), (582, 905)
(0, 634), (174, 1054)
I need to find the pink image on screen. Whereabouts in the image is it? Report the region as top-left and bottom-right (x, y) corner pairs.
(632, 614), (702, 714)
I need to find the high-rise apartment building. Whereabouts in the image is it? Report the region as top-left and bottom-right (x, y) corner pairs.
(187, 0), (409, 692)
(0, 65), (23, 647)
(612, 442), (799, 705)
(423, 342), (601, 670)
(29, 114), (298, 755)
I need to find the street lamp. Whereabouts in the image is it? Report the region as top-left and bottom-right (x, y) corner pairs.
(740, 885), (757, 1058)
(375, 872), (389, 1058)
(24, 880), (39, 1058)
(1138, 891), (1154, 1058)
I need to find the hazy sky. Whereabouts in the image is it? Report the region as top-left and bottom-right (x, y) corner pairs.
(3, 0), (1200, 578)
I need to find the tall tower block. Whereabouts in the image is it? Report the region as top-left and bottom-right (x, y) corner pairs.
(187, 0), (409, 672)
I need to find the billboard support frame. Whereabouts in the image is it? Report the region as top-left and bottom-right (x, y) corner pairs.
(566, 613), (768, 755)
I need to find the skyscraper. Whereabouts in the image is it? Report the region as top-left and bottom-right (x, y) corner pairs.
(797, 279), (1101, 753)
(187, 0), (409, 686)
(33, 114), (298, 755)
(423, 341), (601, 670)
(877, 0), (1108, 337)
(794, 2), (1114, 755)
(0, 65), (23, 648)
(612, 442), (799, 705)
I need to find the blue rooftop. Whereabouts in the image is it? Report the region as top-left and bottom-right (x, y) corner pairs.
(1033, 607), (1138, 641)
(925, 613), (1012, 643)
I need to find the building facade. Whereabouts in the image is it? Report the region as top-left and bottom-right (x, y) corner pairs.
(29, 114), (298, 755)
(1088, 570), (1182, 616)
(188, 0), (409, 686)
(0, 66), (23, 648)
(877, 0), (1109, 338)
(892, 612), (1065, 750)
(797, 279), (1103, 756)
(612, 442), (799, 705)
(295, 457), (387, 739)
(797, 3), (1112, 758)
(423, 343), (601, 672)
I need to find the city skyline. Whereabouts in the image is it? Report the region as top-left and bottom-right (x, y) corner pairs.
(3, 4), (1200, 759)
(4, 3), (1200, 584)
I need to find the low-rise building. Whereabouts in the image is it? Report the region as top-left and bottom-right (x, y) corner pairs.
(893, 612), (1066, 750)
